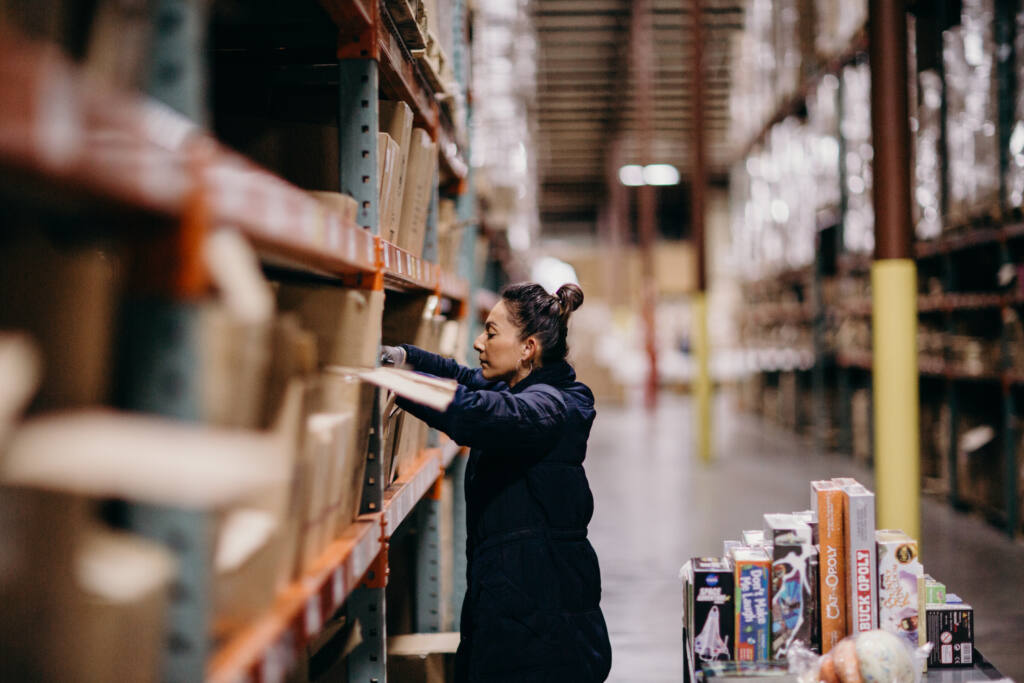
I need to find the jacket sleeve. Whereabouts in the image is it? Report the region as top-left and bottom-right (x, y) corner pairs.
(400, 344), (494, 390)
(396, 383), (567, 452)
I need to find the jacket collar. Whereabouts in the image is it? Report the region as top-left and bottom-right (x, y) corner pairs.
(510, 360), (575, 394)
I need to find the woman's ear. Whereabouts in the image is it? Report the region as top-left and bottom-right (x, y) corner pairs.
(522, 336), (538, 363)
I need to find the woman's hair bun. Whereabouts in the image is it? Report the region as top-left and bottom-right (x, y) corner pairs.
(555, 283), (584, 316)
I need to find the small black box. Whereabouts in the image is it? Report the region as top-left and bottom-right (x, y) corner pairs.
(926, 605), (974, 667)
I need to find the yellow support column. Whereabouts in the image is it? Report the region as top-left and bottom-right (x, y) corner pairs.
(871, 260), (920, 540)
(694, 292), (712, 463)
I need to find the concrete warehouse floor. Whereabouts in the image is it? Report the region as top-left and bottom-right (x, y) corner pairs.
(586, 392), (1024, 683)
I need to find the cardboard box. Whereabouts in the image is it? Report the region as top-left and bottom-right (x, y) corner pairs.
(731, 546), (771, 662)
(876, 530), (923, 649)
(398, 128), (437, 257)
(763, 514), (816, 659)
(688, 557), (736, 663)
(74, 527), (175, 683)
(276, 284), (384, 368)
(842, 483), (878, 634)
(378, 132), (402, 243)
(811, 480), (848, 653)
(0, 238), (119, 411)
(380, 100), (414, 241)
(926, 604), (974, 667)
(309, 191), (359, 224)
(386, 632), (459, 683)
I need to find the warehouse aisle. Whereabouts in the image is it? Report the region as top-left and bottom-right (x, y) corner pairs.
(585, 391), (1024, 683)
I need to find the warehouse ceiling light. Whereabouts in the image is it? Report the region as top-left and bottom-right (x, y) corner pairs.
(642, 164), (680, 186)
(618, 164), (680, 186)
(618, 165), (645, 186)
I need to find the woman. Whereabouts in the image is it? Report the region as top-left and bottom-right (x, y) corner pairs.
(383, 282), (612, 682)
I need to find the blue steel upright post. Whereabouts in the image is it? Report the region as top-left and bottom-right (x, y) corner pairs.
(337, 8), (388, 681)
(118, 3), (212, 680)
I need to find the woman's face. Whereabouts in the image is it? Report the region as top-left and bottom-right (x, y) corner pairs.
(473, 300), (536, 385)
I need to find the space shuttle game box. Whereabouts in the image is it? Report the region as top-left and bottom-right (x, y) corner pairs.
(684, 557), (736, 667)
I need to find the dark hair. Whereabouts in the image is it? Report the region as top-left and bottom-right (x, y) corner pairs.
(500, 282), (584, 364)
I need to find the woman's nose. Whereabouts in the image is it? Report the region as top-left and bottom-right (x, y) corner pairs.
(473, 334), (485, 352)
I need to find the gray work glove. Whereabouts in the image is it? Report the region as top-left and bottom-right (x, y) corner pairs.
(379, 345), (407, 367)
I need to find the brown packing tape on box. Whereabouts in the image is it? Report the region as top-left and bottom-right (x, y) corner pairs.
(276, 284), (384, 369)
(398, 128), (437, 257)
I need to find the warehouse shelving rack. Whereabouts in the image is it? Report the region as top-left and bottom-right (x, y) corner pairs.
(735, 5), (1023, 538)
(0, 0), (479, 680)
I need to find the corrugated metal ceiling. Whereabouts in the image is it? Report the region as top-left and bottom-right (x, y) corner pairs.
(532, 0), (742, 234)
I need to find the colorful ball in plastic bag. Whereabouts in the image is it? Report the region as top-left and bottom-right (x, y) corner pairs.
(854, 630), (915, 683)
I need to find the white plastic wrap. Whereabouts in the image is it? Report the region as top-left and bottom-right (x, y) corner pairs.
(815, 0), (867, 59)
(943, 0), (999, 224)
(915, 71), (943, 241)
(807, 74), (842, 220)
(1007, 8), (1024, 208)
(471, 0), (538, 248)
(841, 63), (874, 254)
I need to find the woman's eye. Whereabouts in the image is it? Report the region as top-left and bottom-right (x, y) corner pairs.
(487, 333), (495, 339)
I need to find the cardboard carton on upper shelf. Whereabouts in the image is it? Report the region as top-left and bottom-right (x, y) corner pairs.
(380, 100), (415, 240)
(398, 128), (438, 258)
(379, 132), (402, 244)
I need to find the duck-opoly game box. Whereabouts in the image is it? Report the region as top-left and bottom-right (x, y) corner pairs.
(684, 558), (736, 663)
(730, 546), (771, 661)
(763, 514), (817, 659)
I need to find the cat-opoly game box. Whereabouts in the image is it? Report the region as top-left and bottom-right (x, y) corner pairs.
(730, 546), (771, 661)
(875, 530), (923, 649)
(763, 514), (817, 659)
(686, 557), (736, 663)
(811, 480), (848, 653)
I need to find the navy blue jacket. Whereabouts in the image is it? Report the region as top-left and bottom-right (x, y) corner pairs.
(397, 345), (612, 682)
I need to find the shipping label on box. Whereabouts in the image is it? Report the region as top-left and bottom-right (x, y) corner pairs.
(876, 530), (923, 649)
(732, 547), (771, 662)
(926, 605), (974, 667)
(842, 484), (877, 634)
(691, 558), (735, 662)
(764, 514), (816, 659)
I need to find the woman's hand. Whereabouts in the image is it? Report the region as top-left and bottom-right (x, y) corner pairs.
(379, 345), (407, 367)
